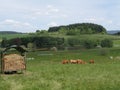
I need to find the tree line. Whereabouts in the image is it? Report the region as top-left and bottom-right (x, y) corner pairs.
(0, 23), (113, 50)
(1, 36), (113, 50)
(1, 36), (64, 49)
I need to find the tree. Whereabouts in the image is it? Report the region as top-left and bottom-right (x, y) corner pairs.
(9, 38), (22, 46)
(36, 30), (40, 33)
(1, 37), (8, 48)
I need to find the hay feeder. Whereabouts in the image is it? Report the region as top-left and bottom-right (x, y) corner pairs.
(0, 45), (27, 74)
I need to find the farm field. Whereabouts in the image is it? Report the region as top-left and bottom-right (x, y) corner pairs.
(1, 49), (120, 90)
(0, 33), (30, 41)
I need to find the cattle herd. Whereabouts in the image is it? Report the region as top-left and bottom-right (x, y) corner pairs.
(62, 59), (94, 64)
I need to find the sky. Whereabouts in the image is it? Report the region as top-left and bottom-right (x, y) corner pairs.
(0, 0), (120, 33)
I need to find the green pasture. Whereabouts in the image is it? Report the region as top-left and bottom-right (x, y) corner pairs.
(113, 40), (120, 47)
(0, 33), (120, 40)
(51, 34), (120, 40)
(1, 49), (120, 90)
(0, 33), (29, 40)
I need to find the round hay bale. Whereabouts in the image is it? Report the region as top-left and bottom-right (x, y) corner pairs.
(50, 47), (58, 52)
(3, 54), (26, 72)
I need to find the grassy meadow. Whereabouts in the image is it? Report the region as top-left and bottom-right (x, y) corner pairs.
(1, 48), (120, 90)
(0, 33), (120, 90)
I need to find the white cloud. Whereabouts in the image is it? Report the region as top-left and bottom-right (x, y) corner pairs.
(107, 20), (113, 24)
(84, 18), (97, 22)
(116, 23), (120, 27)
(0, 19), (32, 27)
(24, 5), (67, 20)
(47, 22), (58, 27)
(47, 5), (59, 12)
(0, 19), (35, 32)
(42, 5), (60, 16)
(83, 17), (114, 25)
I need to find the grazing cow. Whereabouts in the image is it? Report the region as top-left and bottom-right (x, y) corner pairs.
(77, 60), (83, 64)
(70, 60), (78, 64)
(89, 60), (94, 64)
(62, 60), (69, 64)
(82, 61), (87, 64)
(77, 60), (86, 64)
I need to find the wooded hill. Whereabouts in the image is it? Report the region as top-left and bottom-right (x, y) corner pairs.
(48, 23), (107, 35)
(0, 31), (22, 34)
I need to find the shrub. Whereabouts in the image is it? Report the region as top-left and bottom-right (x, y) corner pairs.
(83, 39), (97, 49)
(67, 38), (80, 47)
(101, 39), (113, 48)
(66, 31), (77, 35)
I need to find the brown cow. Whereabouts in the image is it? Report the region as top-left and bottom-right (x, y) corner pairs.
(62, 60), (69, 64)
(70, 60), (78, 64)
(77, 60), (83, 64)
(89, 60), (94, 64)
(77, 60), (86, 64)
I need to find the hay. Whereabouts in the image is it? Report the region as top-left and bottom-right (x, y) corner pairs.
(3, 54), (26, 71)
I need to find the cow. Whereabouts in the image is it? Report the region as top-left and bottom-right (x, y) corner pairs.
(70, 60), (78, 64)
(77, 60), (83, 64)
(89, 60), (94, 64)
(77, 59), (86, 64)
(62, 60), (69, 64)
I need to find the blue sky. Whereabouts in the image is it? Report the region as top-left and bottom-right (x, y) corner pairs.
(0, 0), (120, 32)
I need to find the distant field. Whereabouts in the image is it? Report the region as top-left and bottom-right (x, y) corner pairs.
(113, 40), (120, 47)
(1, 49), (120, 90)
(73, 34), (120, 40)
(0, 33), (30, 40)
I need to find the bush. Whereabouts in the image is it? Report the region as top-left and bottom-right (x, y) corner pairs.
(67, 38), (80, 47)
(66, 31), (77, 35)
(34, 36), (64, 48)
(5, 36), (64, 49)
(83, 39), (97, 49)
(101, 39), (113, 48)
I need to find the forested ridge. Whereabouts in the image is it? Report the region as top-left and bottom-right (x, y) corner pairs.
(48, 23), (107, 35)
(0, 31), (22, 34)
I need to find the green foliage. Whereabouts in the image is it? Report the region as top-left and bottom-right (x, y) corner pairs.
(8, 38), (22, 46)
(36, 30), (48, 35)
(27, 42), (36, 51)
(1, 34), (117, 50)
(1, 37), (8, 48)
(33, 36), (64, 48)
(66, 30), (77, 35)
(67, 38), (98, 49)
(67, 38), (80, 46)
(4, 36), (64, 49)
(83, 39), (97, 49)
(48, 23), (107, 35)
(101, 39), (113, 48)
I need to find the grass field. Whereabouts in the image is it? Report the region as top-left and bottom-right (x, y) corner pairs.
(0, 33), (30, 40)
(1, 48), (120, 90)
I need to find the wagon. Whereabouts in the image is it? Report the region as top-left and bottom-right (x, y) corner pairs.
(0, 45), (27, 74)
